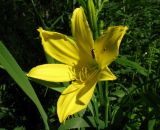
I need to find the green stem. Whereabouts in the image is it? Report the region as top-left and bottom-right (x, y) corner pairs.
(87, 0), (98, 40)
(104, 81), (109, 127)
(98, 82), (105, 106)
(92, 94), (100, 129)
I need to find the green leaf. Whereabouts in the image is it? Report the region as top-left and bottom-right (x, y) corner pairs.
(30, 78), (66, 92)
(87, 116), (105, 129)
(148, 119), (156, 130)
(87, 0), (98, 39)
(116, 56), (148, 76)
(0, 42), (49, 130)
(0, 64), (4, 69)
(111, 106), (120, 124)
(112, 89), (126, 98)
(58, 117), (90, 130)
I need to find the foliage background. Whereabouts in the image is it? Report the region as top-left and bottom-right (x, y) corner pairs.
(0, 0), (160, 129)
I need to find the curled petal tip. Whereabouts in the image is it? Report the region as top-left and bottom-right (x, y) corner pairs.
(37, 27), (43, 32)
(124, 26), (129, 31)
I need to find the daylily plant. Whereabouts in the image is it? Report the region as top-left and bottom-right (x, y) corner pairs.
(27, 7), (128, 123)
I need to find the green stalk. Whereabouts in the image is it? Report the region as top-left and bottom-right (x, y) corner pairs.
(87, 0), (98, 39)
(104, 81), (109, 127)
(98, 82), (105, 106)
(92, 94), (100, 129)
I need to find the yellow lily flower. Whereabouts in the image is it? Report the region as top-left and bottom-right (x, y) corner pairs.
(27, 7), (128, 123)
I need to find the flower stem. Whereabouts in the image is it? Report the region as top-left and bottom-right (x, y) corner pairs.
(104, 81), (109, 127)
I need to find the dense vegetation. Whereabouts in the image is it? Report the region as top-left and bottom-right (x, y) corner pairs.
(0, 0), (160, 129)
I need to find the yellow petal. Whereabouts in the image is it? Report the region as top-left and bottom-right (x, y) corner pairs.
(57, 82), (83, 123)
(57, 70), (100, 123)
(95, 26), (128, 69)
(71, 7), (95, 64)
(38, 27), (79, 65)
(27, 64), (75, 82)
(77, 69), (100, 103)
(99, 66), (117, 81)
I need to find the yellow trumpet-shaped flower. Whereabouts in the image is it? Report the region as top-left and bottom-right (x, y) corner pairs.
(27, 7), (128, 123)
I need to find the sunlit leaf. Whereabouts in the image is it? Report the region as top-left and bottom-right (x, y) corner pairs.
(0, 41), (49, 130)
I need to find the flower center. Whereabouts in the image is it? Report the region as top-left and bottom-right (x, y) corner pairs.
(72, 66), (88, 82)
(72, 64), (99, 83)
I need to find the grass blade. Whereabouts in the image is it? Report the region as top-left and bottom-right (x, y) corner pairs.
(0, 41), (49, 130)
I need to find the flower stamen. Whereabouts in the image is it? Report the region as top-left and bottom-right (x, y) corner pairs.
(71, 65), (89, 83)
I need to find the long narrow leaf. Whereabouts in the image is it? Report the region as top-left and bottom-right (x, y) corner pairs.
(116, 56), (148, 76)
(0, 64), (4, 69)
(0, 41), (49, 130)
